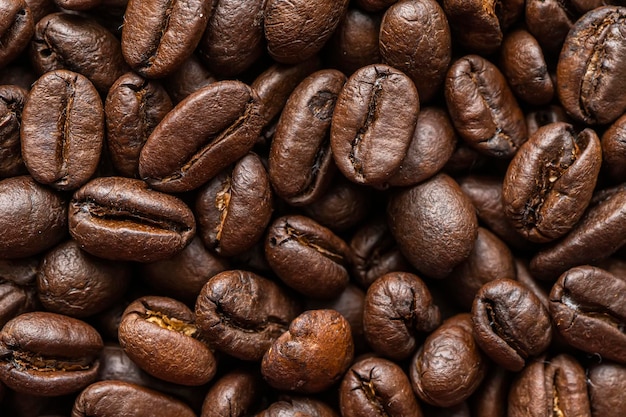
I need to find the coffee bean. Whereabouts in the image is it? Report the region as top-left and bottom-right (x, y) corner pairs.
(68, 177), (195, 262)
(139, 80), (264, 193)
(200, 369), (263, 417)
(162, 54), (216, 104)
(121, 0), (213, 79)
(601, 112), (626, 183)
(525, 0), (576, 53)
(0, 0), (34, 70)
(470, 367), (511, 417)
(0, 311), (102, 396)
(119, 296), (217, 386)
(587, 362), (626, 417)
(257, 396), (339, 417)
(0, 84), (28, 178)
(54, 0), (101, 11)
(0, 258), (39, 329)
(21, 69), (103, 191)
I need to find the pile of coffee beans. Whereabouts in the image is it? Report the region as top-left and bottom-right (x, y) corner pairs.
(1, 0), (626, 415)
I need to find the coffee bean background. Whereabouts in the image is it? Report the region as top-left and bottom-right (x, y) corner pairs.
(1, 0), (626, 416)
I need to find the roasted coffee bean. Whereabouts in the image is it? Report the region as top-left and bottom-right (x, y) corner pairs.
(261, 309), (354, 393)
(200, 369), (264, 417)
(269, 69), (345, 206)
(141, 236), (229, 304)
(0, 0), (34, 70)
(196, 152), (273, 257)
(302, 176), (371, 232)
(331, 64), (419, 186)
(386, 107), (456, 187)
(257, 396), (339, 417)
(105, 72), (173, 178)
(601, 112), (626, 183)
(410, 314), (486, 407)
(558, 6), (626, 125)
(21, 69), (103, 191)
(31, 13), (127, 93)
(349, 218), (410, 289)
(525, 0), (576, 53)
(195, 270), (300, 361)
(119, 296), (217, 386)
(587, 362), (626, 417)
(508, 354), (591, 417)
(500, 29), (554, 106)
(530, 184), (626, 280)
(470, 367), (511, 417)
(71, 381), (196, 417)
(502, 122), (601, 243)
(37, 240), (130, 318)
(68, 177), (195, 262)
(121, 0), (212, 79)
(340, 356), (422, 417)
(445, 55), (527, 159)
(263, 0), (349, 65)
(0, 175), (67, 259)
(388, 173), (478, 279)
(325, 8), (381, 76)
(0, 84), (27, 178)
(198, 0), (265, 77)
(265, 215), (351, 299)
(54, 0), (100, 10)
(0, 311), (102, 396)
(0, 258), (39, 329)
(162, 54), (216, 104)
(379, 0), (451, 103)
(549, 266), (626, 364)
(472, 278), (552, 371)
(525, 105), (570, 137)
(25, 0), (56, 23)
(139, 80), (264, 193)
(446, 228), (516, 309)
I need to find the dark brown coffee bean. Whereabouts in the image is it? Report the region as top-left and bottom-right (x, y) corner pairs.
(588, 362), (626, 417)
(525, 0), (576, 53)
(500, 29), (554, 106)
(349, 218), (410, 289)
(325, 8), (381, 76)
(141, 236), (229, 304)
(139, 80), (264, 193)
(386, 107), (457, 187)
(508, 354), (591, 417)
(0, 258), (39, 329)
(503, 122), (601, 243)
(121, 0), (212, 79)
(265, 215), (352, 299)
(472, 278), (552, 371)
(525, 105), (571, 137)
(270, 69), (345, 206)
(21, 70), (103, 191)
(162, 54), (216, 104)
(446, 227), (516, 309)
(388, 173), (478, 279)
(72, 381), (196, 417)
(558, 6), (626, 125)
(601, 112), (626, 182)
(0, 311), (102, 396)
(119, 296), (217, 386)
(0, 0), (34, 70)
(0, 84), (27, 178)
(257, 396), (339, 417)
(195, 152), (273, 257)
(0, 175), (67, 259)
(331, 64), (419, 185)
(68, 177), (195, 262)
(54, 0), (100, 10)
(363, 272), (440, 360)
(198, 0), (265, 77)
(261, 309), (354, 393)
(470, 367), (511, 417)
(549, 266), (626, 364)
(340, 356), (422, 417)
(410, 314), (486, 407)
(530, 184), (626, 280)
(25, 0), (55, 23)
(37, 240), (130, 318)
(31, 13), (127, 93)
(200, 369), (263, 417)
(105, 72), (173, 178)
(264, 0), (349, 64)
(380, 0), (451, 103)
(195, 270), (300, 361)
(445, 55), (527, 159)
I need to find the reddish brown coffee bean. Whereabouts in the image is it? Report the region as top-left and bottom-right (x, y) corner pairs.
(261, 309), (354, 393)
(257, 396), (339, 417)
(119, 296), (217, 386)
(525, 0), (576, 53)
(139, 81), (264, 193)
(0, 85), (28, 178)
(264, 0), (349, 64)
(162, 54), (216, 104)
(0, 312), (103, 396)
(0, 0), (34, 70)
(200, 369), (264, 417)
(21, 70), (103, 191)
(601, 112), (626, 183)
(588, 362), (626, 417)
(121, 0), (213, 79)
